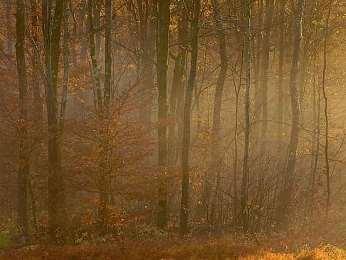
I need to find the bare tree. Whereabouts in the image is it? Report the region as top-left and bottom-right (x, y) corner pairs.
(15, 0), (29, 241)
(137, 1), (155, 127)
(30, 0), (42, 122)
(180, 0), (201, 235)
(241, 0), (252, 232)
(310, 62), (321, 217)
(42, 0), (66, 242)
(322, 0), (333, 217)
(277, 0), (304, 229)
(253, 0), (263, 142)
(87, 0), (114, 232)
(59, 2), (70, 133)
(277, 0), (287, 143)
(156, 0), (170, 229)
(6, 0), (13, 55)
(168, 0), (188, 168)
(208, 0), (229, 225)
(260, 0), (274, 153)
(87, 0), (102, 114)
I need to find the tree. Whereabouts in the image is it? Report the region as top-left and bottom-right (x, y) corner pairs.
(59, 1), (70, 132)
(241, 0), (252, 232)
(253, 0), (263, 142)
(137, 0), (155, 127)
(208, 0), (229, 225)
(42, 0), (66, 242)
(322, 0), (333, 217)
(277, 0), (287, 143)
(260, 0), (274, 153)
(168, 0), (188, 169)
(15, 0), (29, 241)
(180, 0), (201, 235)
(29, 0), (42, 233)
(156, 0), (170, 229)
(277, 0), (304, 229)
(87, 0), (114, 232)
(310, 61), (321, 217)
(124, 0), (156, 127)
(30, 0), (42, 123)
(6, 0), (13, 55)
(87, 0), (102, 114)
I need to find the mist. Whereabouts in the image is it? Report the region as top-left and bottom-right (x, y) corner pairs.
(0, 0), (345, 258)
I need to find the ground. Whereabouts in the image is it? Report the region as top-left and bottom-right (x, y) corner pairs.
(1, 235), (345, 259)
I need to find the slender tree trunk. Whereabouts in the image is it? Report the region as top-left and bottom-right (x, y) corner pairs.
(298, 52), (307, 125)
(138, 1), (155, 127)
(241, 0), (252, 232)
(277, 0), (304, 229)
(156, 0), (170, 229)
(59, 4), (70, 132)
(310, 65), (320, 218)
(99, 0), (113, 232)
(87, 0), (114, 232)
(232, 52), (243, 225)
(16, 0), (29, 241)
(168, 1), (187, 168)
(180, 0), (200, 235)
(28, 178), (38, 232)
(87, 0), (102, 114)
(42, 0), (66, 243)
(104, 0), (112, 118)
(260, 0), (274, 153)
(208, 0), (228, 225)
(277, 0), (286, 143)
(30, 0), (43, 123)
(29, 0), (41, 234)
(6, 0), (13, 55)
(322, 1), (332, 217)
(254, 0), (263, 141)
(94, 1), (101, 65)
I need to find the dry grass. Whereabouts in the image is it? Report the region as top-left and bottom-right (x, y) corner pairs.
(0, 237), (345, 259)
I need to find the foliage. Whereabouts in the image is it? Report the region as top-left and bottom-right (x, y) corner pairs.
(1, 236), (346, 259)
(0, 232), (10, 250)
(0, 0), (345, 257)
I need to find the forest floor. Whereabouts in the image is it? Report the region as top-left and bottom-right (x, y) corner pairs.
(1, 233), (345, 260)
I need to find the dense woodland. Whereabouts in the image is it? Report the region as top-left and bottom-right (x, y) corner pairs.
(0, 0), (346, 258)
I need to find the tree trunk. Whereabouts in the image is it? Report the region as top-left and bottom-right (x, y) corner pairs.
(59, 3), (70, 132)
(253, 0), (263, 142)
(180, 0), (200, 235)
(87, 0), (102, 114)
(322, 0), (332, 217)
(98, 0), (113, 233)
(241, 0), (252, 232)
(260, 0), (274, 153)
(6, 0), (14, 55)
(207, 0), (228, 225)
(30, 0), (43, 123)
(232, 51), (243, 225)
(309, 65), (320, 218)
(87, 0), (114, 233)
(138, 0), (155, 128)
(156, 0), (170, 229)
(168, 0), (187, 169)
(29, 0), (41, 235)
(277, 0), (304, 229)
(277, 0), (286, 144)
(104, 0), (112, 117)
(42, 0), (66, 243)
(16, 0), (29, 241)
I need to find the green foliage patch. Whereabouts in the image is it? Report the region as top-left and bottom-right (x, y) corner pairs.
(0, 231), (10, 249)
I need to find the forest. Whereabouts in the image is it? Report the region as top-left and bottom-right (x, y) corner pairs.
(0, 0), (346, 259)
